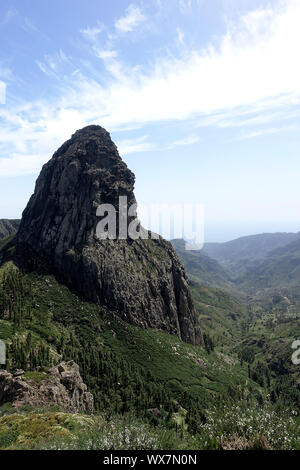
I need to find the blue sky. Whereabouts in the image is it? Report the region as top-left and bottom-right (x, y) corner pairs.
(1, 0), (300, 242)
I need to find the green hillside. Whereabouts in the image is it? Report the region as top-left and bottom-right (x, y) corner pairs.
(0, 236), (299, 449)
(0, 220), (20, 240)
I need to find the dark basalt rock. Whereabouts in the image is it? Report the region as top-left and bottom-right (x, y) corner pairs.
(11, 125), (202, 345)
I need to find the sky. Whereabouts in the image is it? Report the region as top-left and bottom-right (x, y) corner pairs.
(0, 0), (300, 242)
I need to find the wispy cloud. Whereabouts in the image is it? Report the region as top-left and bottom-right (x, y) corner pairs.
(117, 135), (154, 155)
(80, 21), (119, 71)
(115, 4), (145, 33)
(117, 133), (200, 155)
(22, 17), (41, 34)
(236, 125), (299, 141)
(80, 0), (300, 126)
(94, 49), (118, 60)
(2, 7), (18, 26)
(0, 81), (6, 104)
(36, 49), (71, 78)
(176, 28), (185, 44)
(165, 134), (200, 150)
(179, 0), (203, 13)
(2, 0), (300, 176)
(80, 23), (104, 42)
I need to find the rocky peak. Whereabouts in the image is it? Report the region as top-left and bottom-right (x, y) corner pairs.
(12, 125), (201, 345)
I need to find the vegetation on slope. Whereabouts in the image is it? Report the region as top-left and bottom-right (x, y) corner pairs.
(0, 220), (20, 240)
(0, 235), (299, 449)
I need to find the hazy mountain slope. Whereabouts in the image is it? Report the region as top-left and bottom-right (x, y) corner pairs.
(171, 239), (233, 290)
(189, 281), (248, 347)
(202, 232), (300, 273)
(237, 237), (300, 292)
(0, 219), (20, 239)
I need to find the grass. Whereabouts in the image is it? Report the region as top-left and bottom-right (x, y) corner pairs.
(0, 411), (95, 450)
(23, 371), (49, 385)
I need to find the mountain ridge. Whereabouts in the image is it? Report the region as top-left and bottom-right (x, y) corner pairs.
(202, 231), (300, 270)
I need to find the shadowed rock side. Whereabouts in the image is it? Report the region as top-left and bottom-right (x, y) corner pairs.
(9, 125), (201, 345)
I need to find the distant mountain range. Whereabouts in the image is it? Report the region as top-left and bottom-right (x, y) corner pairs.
(202, 232), (300, 272)
(172, 231), (300, 294)
(237, 237), (300, 292)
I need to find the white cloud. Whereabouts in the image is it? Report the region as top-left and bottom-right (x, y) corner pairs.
(236, 125), (298, 140)
(80, 23), (104, 41)
(117, 135), (154, 155)
(179, 0), (193, 10)
(80, 22), (118, 67)
(86, 0), (300, 126)
(179, 0), (203, 13)
(2, 0), (300, 176)
(22, 17), (41, 34)
(116, 133), (200, 155)
(2, 8), (18, 25)
(165, 134), (200, 149)
(36, 49), (71, 78)
(115, 4), (145, 33)
(0, 81), (6, 104)
(176, 28), (185, 44)
(94, 49), (118, 60)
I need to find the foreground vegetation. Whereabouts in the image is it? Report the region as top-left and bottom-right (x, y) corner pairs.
(0, 402), (298, 450)
(0, 248), (299, 449)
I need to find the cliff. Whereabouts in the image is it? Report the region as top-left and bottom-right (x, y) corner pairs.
(8, 125), (201, 345)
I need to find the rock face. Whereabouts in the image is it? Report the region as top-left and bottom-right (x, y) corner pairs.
(14, 125), (201, 345)
(0, 361), (94, 413)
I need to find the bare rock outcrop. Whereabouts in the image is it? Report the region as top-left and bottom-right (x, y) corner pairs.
(0, 361), (94, 413)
